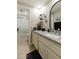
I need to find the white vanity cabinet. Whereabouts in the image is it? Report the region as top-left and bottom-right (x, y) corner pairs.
(32, 32), (61, 59)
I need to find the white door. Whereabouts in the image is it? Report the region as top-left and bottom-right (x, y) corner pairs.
(17, 8), (29, 36)
(17, 17), (29, 34)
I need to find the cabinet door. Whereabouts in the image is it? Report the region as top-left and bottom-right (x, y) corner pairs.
(35, 34), (39, 50)
(39, 41), (47, 59)
(32, 33), (36, 45)
(47, 48), (60, 59)
(32, 33), (38, 50)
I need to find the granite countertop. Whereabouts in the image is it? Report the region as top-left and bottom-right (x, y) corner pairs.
(33, 30), (61, 44)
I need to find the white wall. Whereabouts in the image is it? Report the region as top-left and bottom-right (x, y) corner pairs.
(30, 8), (40, 28)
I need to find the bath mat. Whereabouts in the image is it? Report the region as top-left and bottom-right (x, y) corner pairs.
(26, 50), (42, 59)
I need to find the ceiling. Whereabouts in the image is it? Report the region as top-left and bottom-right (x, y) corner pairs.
(17, 0), (51, 8)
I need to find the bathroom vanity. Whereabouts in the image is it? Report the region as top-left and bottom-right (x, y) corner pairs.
(32, 0), (61, 59)
(32, 31), (61, 59)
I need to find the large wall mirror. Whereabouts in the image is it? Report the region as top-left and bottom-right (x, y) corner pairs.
(50, 0), (61, 32)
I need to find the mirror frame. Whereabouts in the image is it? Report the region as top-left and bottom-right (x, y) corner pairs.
(49, 0), (61, 30)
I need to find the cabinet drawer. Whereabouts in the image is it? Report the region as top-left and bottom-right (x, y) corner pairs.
(47, 48), (60, 59)
(39, 41), (47, 59)
(38, 35), (61, 57)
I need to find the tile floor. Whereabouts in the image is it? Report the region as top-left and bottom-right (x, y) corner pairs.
(17, 32), (35, 59)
